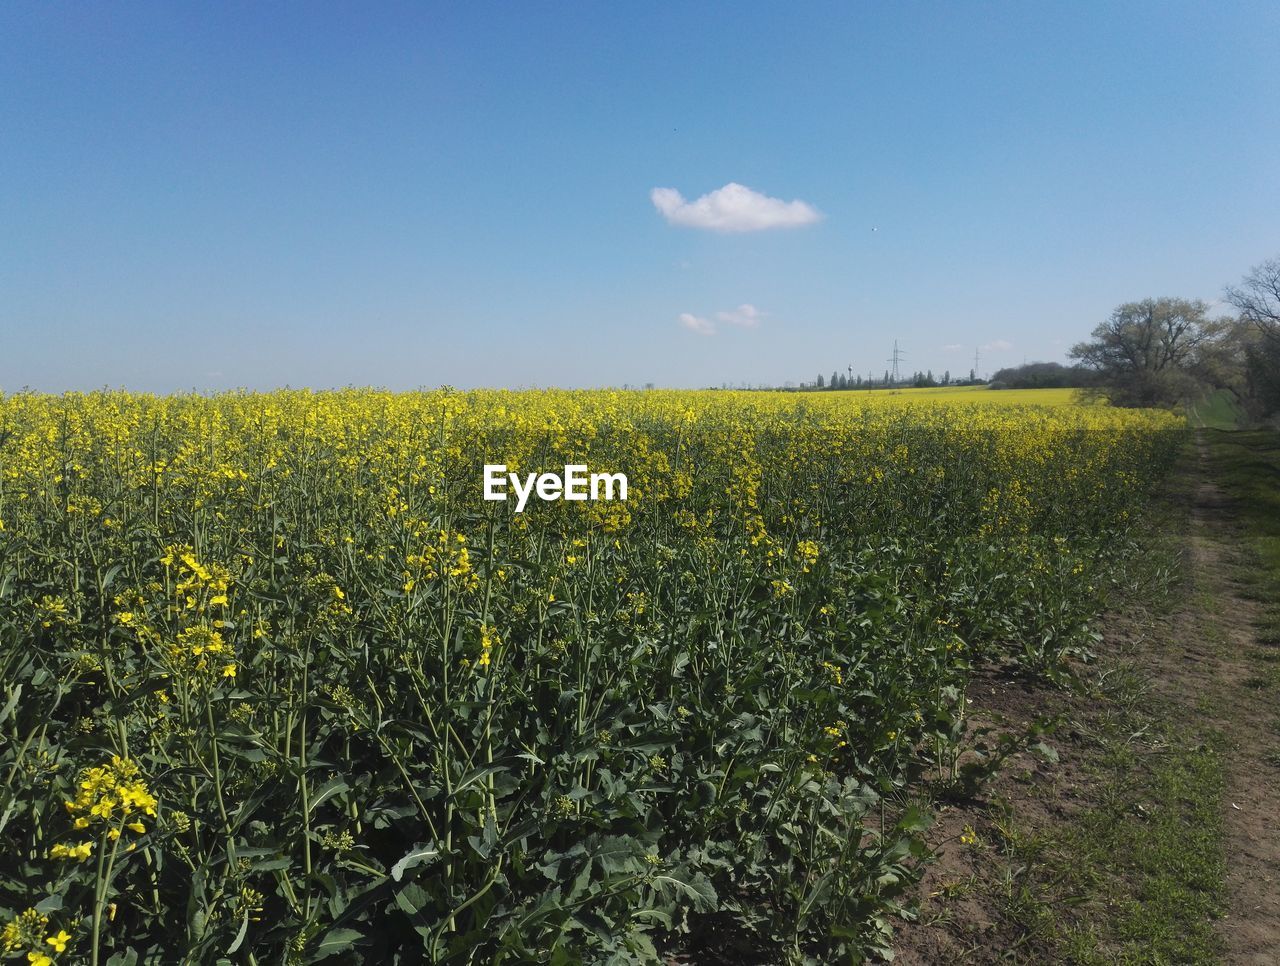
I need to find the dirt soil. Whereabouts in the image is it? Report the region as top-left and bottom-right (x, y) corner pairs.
(894, 434), (1280, 963)
(890, 662), (1098, 963)
(1184, 439), (1280, 964)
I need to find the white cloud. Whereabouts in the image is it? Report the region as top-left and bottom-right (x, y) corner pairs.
(678, 312), (716, 336)
(941, 343), (964, 353)
(983, 339), (1014, 352)
(651, 182), (822, 232)
(678, 303), (765, 336)
(716, 303), (762, 328)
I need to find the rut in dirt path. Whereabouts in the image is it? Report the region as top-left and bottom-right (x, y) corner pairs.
(1187, 432), (1280, 965)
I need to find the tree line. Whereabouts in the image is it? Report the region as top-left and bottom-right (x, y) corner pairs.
(803, 369), (985, 391)
(1065, 255), (1280, 418)
(791, 254), (1280, 420)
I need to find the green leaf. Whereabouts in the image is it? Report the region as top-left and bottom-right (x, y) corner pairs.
(593, 836), (640, 876)
(310, 927), (363, 961)
(34, 894), (63, 914)
(0, 684), (21, 724)
(308, 776), (350, 814)
(249, 855), (293, 873)
(391, 842), (440, 881)
(393, 882), (430, 916)
(650, 872), (718, 911)
(226, 912), (249, 955)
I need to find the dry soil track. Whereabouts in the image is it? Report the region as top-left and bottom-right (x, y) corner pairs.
(1184, 435), (1280, 964)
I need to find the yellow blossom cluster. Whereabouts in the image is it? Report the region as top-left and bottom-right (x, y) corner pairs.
(52, 756), (157, 861)
(2, 907), (71, 965)
(403, 530), (478, 593)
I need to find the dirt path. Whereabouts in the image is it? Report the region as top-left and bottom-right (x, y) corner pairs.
(1184, 433), (1280, 963)
(894, 432), (1280, 962)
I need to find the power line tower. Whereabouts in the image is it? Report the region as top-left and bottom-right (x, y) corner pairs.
(887, 340), (906, 384)
(973, 347), (980, 381)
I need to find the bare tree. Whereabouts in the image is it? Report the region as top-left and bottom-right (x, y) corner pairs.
(1225, 256), (1280, 416)
(1226, 256), (1280, 343)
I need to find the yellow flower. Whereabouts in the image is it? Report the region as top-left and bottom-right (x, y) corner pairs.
(29, 952), (53, 966)
(49, 841), (94, 862)
(222, 663), (237, 679)
(45, 931), (71, 953)
(116, 782), (158, 816)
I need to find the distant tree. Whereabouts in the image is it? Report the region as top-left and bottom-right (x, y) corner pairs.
(1225, 256), (1280, 417)
(942, 370), (951, 385)
(988, 361), (1092, 390)
(831, 371), (839, 391)
(816, 373), (824, 389)
(1242, 333), (1280, 417)
(1069, 297), (1223, 406)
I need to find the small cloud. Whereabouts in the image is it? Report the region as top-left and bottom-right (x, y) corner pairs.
(716, 303), (762, 328)
(678, 303), (765, 335)
(941, 344), (964, 353)
(983, 339), (1013, 352)
(651, 182), (822, 232)
(678, 312), (716, 336)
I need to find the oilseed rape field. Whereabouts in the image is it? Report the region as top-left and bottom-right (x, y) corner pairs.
(0, 389), (1182, 964)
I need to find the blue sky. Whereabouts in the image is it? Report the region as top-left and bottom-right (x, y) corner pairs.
(2, 1), (1277, 391)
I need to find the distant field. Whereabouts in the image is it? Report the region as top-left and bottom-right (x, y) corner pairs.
(1189, 389), (1245, 430)
(825, 385), (1094, 407)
